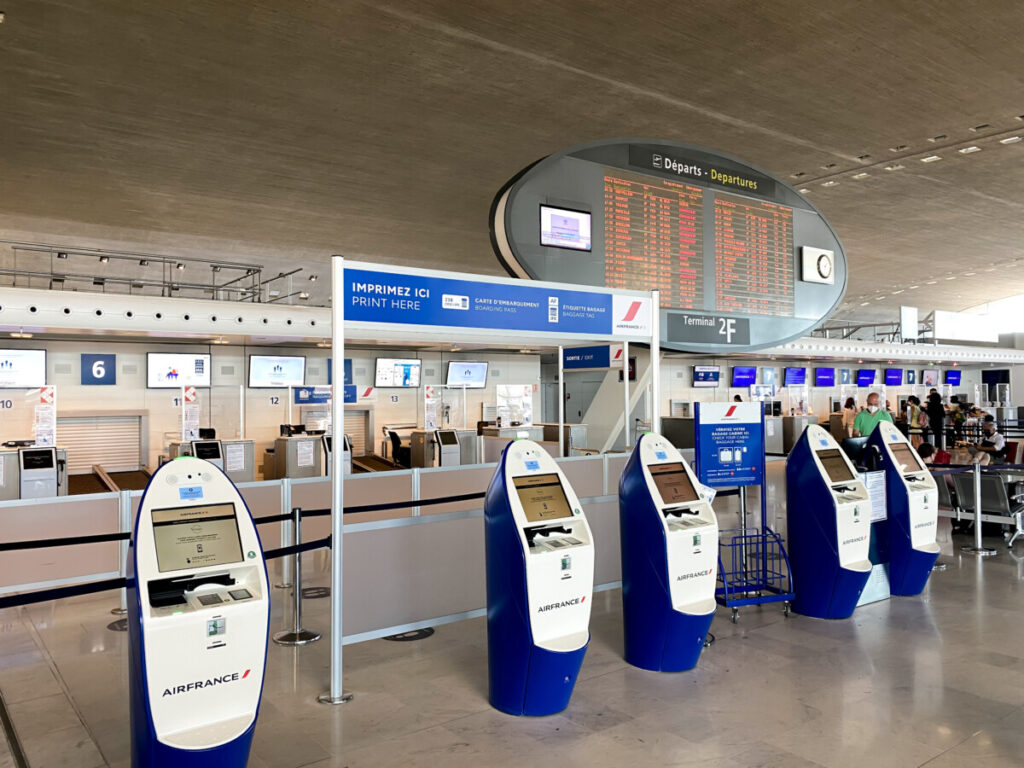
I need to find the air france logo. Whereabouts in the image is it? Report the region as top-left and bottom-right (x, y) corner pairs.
(538, 596), (585, 613)
(843, 535), (867, 545)
(724, 406), (738, 418)
(621, 301), (642, 322)
(677, 568), (713, 581)
(162, 669), (250, 697)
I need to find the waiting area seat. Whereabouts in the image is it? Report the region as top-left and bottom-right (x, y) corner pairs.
(389, 431), (411, 469)
(951, 472), (1024, 547)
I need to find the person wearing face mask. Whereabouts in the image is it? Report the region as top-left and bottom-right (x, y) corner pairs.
(852, 391), (893, 437)
(973, 416), (1007, 462)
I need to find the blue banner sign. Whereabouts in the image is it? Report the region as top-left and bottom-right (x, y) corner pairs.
(326, 358), (352, 386)
(562, 345), (610, 369)
(345, 267), (648, 338)
(694, 402), (765, 488)
(294, 386), (332, 405)
(81, 353), (117, 386)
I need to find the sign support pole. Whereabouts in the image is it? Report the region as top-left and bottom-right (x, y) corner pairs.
(239, 384), (245, 440)
(650, 290), (660, 436)
(320, 255), (353, 706)
(623, 341), (630, 448)
(558, 346), (565, 458)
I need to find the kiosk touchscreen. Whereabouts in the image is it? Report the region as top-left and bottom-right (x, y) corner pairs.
(19, 447), (58, 499)
(435, 429), (461, 467)
(484, 440), (594, 716)
(128, 457), (269, 767)
(619, 433), (718, 672)
(786, 424), (872, 619)
(868, 421), (940, 595)
(191, 440), (224, 470)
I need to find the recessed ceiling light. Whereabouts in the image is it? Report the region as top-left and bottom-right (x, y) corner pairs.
(969, 124), (991, 132)
(860, 301), (871, 306)
(927, 135), (948, 143)
(308, 274), (318, 282)
(944, 276), (956, 280)
(799, 188), (810, 193)
(821, 180), (839, 187)
(958, 145), (981, 154)
(821, 163), (837, 170)
(852, 172), (870, 179)
(889, 145), (908, 152)
(920, 155), (942, 163)
(892, 290), (904, 295)
(791, 172), (806, 178)
(1000, 135), (1022, 144)
(909, 285), (919, 289)
(857, 154), (871, 161)
(176, 262), (185, 270)
(884, 164), (905, 171)
(926, 280), (938, 284)
(964, 271), (976, 276)
(299, 292), (310, 300)
(316, 339), (331, 348)
(139, 259), (149, 267)
(99, 255), (110, 263)
(10, 328), (33, 339)
(56, 252), (68, 259)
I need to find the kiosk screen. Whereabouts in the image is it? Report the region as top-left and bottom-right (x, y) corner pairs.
(890, 443), (925, 473)
(816, 449), (855, 483)
(152, 503), (244, 573)
(514, 474), (573, 523)
(193, 441), (221, 460)
(649, 463), (699, 504)
(437, 431), (459, 446)
(21, 449), (54, 470)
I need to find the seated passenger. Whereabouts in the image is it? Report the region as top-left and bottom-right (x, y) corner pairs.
(974, 417), (1007, 462)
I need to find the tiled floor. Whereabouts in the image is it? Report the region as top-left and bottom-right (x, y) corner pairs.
(3, 535), (1024, 767)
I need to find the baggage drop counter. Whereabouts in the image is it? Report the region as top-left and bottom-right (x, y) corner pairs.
(484, 440), (594, 716)
(128, 457), (269, 767)
(868, 421), (940, 595)
(619, 433), (718, 672)
(786, 425), (872, 619)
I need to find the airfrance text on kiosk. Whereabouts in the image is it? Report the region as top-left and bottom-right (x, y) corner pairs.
(484, 440), (594, 716)
(868, 421), (940, 595)
(128, 457), (269, 767)
(619, 433), (719, 672)
(786, 425), (872, 619)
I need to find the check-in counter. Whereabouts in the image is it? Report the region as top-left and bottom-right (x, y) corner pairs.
(263, 436), (322, 479)
(783, 416), (817, 454)
(764, 417), (784, 454)
(169, 440), (256, 484)
(482, 425), (544, 441)
(0, 447), (69, 501)
(660, 417), (695, 450)
(536, 424), (589, 456)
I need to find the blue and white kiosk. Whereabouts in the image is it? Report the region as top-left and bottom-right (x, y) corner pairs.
(868, 421), (940, 595)
(484, 440), (594, 716)
(128, 457), (269, 767)
(619, 433), (718, 672)
(786, 425), (872, 619)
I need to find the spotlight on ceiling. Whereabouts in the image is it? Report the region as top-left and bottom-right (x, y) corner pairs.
(1000, 136), (1022, 144)
(299, 292), (310, 300)
(212, 265), (222, 273)
(56, 252), (68, 259)
(139, 259), (149, 267)
(958, 146), (982, 154)
(99, 255), (110, 263)
(308, 274), (318, 282)
(176, 262), (185, 271)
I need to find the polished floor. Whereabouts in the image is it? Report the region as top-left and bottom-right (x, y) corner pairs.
(2, 535), (1024, 768)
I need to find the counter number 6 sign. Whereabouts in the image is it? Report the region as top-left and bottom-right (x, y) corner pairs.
(81, 353), (117, 385)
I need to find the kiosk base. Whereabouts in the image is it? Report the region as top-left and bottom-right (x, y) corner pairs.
(131, 722), (256, 768)
(491, 642), (588, 717)
(625, 610), (714, 673)
(890, 548), (940, 596)
(792, 563), (870, 620)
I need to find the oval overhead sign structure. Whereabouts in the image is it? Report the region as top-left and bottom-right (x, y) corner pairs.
(490, 139), (847, 354)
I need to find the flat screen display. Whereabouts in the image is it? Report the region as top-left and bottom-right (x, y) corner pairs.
(375, 358), (421, 388)
(856, 369), (876, 387)
(436, 430), (459, 446)
(815, 367), (835, 387)
(514, 473), (573, 523)
(147, 353), (211, 388)
(890, 443), (925, 473)
(540, 205), (592, 251)
(944, 370), (961, 386)
(0, 349), (46, 389)
(885, 368), (903, 386)
(693, 365), (720, 388)
(20, 449), (54, 470)
(816, 448), (855, 484)
(784, 367), (806, 387)
(649, 462), (699, 505)
(193, 441), (221, 460)
(922, 369), (939, 387)
(151, 503), (243, 573)
(248, 355), (305, 388)
(445, 361), (488, 389)
(731, 366), (757, 387)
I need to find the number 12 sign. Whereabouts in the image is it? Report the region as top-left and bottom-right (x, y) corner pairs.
(81, 353), (117, 385)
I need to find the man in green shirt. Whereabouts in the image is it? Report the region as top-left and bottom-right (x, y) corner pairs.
(853, 392), (894, 436)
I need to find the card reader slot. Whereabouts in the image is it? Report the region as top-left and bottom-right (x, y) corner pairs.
(662, 506), (698, 518)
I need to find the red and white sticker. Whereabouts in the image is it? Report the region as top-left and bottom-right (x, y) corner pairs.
(39, 386), (55, 405)
(183, 386), (197, 403)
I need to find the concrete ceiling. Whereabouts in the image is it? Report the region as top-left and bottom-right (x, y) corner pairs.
(1, 1), (1024, 319)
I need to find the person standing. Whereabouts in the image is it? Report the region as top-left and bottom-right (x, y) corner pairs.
(842, 396), (858, 437)
(925, 391), (946, 450)
(853, 392), (894, 437)
(906, 395), (924, 448)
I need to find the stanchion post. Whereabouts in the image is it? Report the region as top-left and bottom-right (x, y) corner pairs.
(273, 508), (321, 646)
(650, 290), (660, 436)
(111, 489), (130, 616)
(961, 464), (997, 557)
(276, 477), (294, 588)
(558, 345), (564, 458)
(623, 340), (630, 448)
(319, 253), (353, 705)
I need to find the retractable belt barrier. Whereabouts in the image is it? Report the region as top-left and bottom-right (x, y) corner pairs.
(0, 489), (489, 610)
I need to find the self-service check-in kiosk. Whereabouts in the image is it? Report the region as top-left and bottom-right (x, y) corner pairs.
(19, 447), (59, 499)
(191, 440), (223, 469)
(128, 457), (269, 767)
(786, 424), (872, 619)
(484, 440), (594, 716)
(322, 435), (352, 475)
(619, 433), (718, 672)
(435, 429), (461, 467)
(869, 421), (940, 595)
(170, 440), (256, 485)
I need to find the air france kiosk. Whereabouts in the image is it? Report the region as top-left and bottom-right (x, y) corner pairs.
(128, 457), (269, 767)
(786, 424), (872, 619)
(484, 439), (594, 716)
(868, 421), (940, 595)
(435, 429), (461, 467)
(619, 433), (718, 672)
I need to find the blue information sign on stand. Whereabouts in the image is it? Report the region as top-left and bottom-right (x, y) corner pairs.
(694, 402), (764, 488)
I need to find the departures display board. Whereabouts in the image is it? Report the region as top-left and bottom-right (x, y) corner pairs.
(491, 139), (847, 353)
